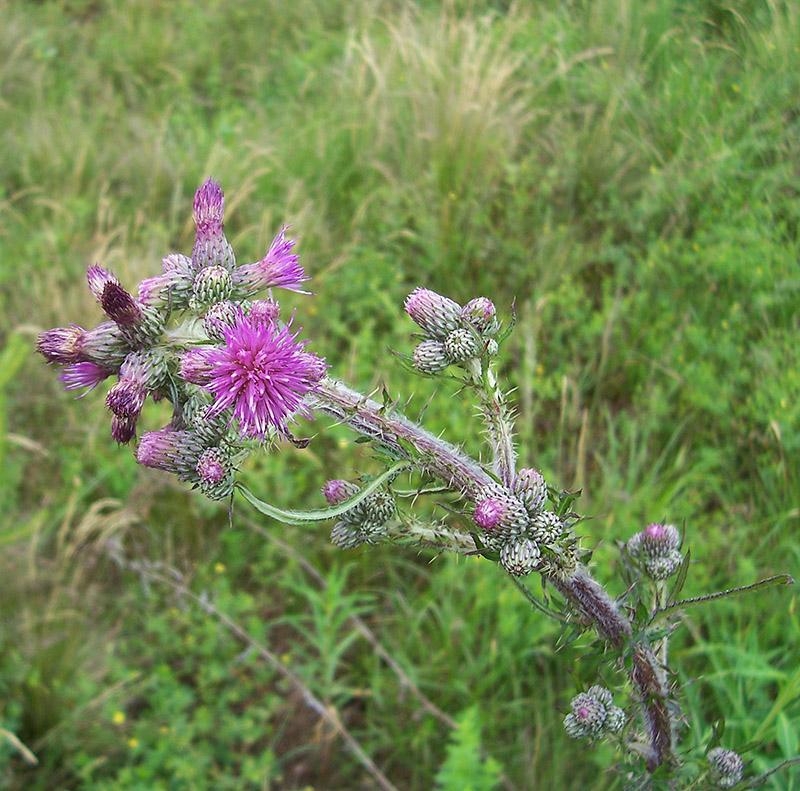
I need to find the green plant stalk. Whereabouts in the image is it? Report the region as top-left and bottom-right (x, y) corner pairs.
(469, 358), (517, 486)
(309, 377), (676, 772)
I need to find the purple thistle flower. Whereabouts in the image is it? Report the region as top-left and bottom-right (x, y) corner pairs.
(232, 226), (310, 296)
(188, 310), (327, 440)
(58, 361), (112, 397)
(37, 325), (85, 364)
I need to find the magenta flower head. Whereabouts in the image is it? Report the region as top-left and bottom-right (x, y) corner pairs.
(404, 288), (461, 341)
(474, 497), (507, 530)
(233, 225), (309, 296)
(58, 361), (112, 397)
(181, 310), (327, 440)
(192, 178), (235, 271)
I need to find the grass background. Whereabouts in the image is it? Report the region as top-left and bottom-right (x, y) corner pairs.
(1, 0), (798, 788)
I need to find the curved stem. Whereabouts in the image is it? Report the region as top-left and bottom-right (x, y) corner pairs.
(309, 377), (677, 772)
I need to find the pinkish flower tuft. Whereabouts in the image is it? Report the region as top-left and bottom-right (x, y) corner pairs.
(473, 497), (506, 530)
(194, 310), (327, 440)
(37, 326), (85, 364)
(58, 361), (112, 397)
(193, 178), (225, 237)
(404, 288), (461, 340)
(233, 226), (309, 296)
(322, 479), (360, 506)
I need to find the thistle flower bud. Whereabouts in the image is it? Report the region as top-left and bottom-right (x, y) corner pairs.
(322, 479), (360, 506)
(628, 523), (683, 580)
(587, 685), (613, 708)
(361, 489), (396, 525)
(707, 748), (744, 788)
(192, 179), (235, 271)
(566, 692), (608, 737)
(87, 265), (141, 326)
(190, 265), (233, 311)
(138, 257), (193, 309)
(404, 288), (461, 341)
(529, 510), (566, 544)
(413, 340), (449, 375)
(37, 326), (84, 364)
(644, 549), (684, 580)
(331, 521), (366, 550)
(640, 522), (681, 558)
(80, 322), (130, 370)
(444, 328), (481, 362)
(473, 492), (529, 540)
(460, 297), (499, 335)
(202, 300), (240, 341)
(500, 537), (540, 576)
(196, 446), (235, 501)
(180, 350), (214, 386)
(136, 427), (210, 482)
(232, 226), (309, 296)
(604, 706), (626, 733)
(513, 468), (548, 513)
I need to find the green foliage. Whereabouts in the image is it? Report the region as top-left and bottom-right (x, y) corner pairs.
(434, 706), (502, 791)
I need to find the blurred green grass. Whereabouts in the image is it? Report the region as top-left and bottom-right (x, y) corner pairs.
(1, 0), (798, 789)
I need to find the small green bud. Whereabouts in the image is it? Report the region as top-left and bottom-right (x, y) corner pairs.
(413, 340), (449, 375)
(444, 328), (481, 361)
(500, 537), (540, 576)
(707, 748), (744, 788)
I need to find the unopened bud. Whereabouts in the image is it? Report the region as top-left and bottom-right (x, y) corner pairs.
(190, 265), (233, 311)
(460, 297), (498, 335)
(529, 510), (566, 544)
(196, 446), (235, 500)
(413, 340), (449, 375)
(331, 521), (366, 550)
(500, 537), (540, 576)
(707, 748), (744, 788)
(513, 468), (547, 513)
(404, 288), (461, 341)
(322, 479), (360, 506)
(444, 328), (481, 362)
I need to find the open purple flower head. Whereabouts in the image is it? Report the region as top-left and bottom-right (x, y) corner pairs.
(233, 225), (310, 296)
(181, 309), (327, 440)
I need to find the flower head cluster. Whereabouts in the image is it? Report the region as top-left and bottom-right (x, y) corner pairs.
(405, 289), (500, 374)
(627, 522), (683, 580)
(323, 479), (396, 549)
(470, 468), (574, 574)
(38, 179), (325, 497)
(563, 686), (626, 741)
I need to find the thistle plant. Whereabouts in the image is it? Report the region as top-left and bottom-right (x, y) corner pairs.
(37, 181), (795, 788)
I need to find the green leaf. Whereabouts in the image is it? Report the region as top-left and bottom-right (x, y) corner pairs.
(236, 460), (410, 525)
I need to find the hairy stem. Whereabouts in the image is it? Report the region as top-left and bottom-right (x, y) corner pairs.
(469, 360), (517, 486)
(309, 377), (677, 771)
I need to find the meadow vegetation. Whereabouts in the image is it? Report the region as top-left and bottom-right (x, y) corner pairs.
(1, 0), (798, 788)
